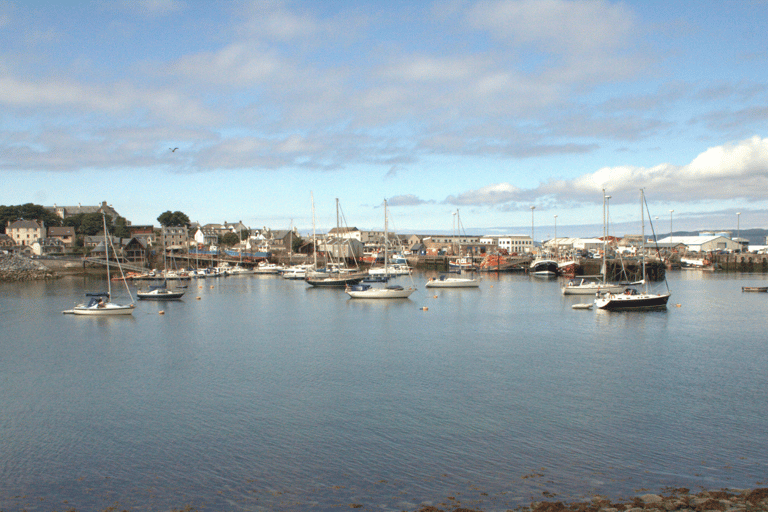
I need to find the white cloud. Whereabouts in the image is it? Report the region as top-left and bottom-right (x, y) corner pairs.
(111, 0), (185, 17)
(387, 194), (430, 206)
(0, 74), (217, 125)
(439, 137), (768, 207)
(466, 0), (636, 56)
(539, 136), (768, 202)
(445, 182), (522, 205)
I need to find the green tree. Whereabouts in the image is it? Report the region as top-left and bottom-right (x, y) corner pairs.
(292, 234), (305, 253)
(113, 216), (131, 238)
(0, 203), (62, 233)
(157, 211), (190, 228)
(74, 213), (109, 236)
(220, 232), (240, 246)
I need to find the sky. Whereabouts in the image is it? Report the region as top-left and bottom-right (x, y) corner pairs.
(2, 0), (768, 238)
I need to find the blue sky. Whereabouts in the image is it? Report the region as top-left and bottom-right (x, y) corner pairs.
(2, 0), (768, 238)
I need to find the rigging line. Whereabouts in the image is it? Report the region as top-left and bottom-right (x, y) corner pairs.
(642, 191), (670, 293)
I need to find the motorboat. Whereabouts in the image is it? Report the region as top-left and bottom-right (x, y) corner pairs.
(425, 274), (479, 288)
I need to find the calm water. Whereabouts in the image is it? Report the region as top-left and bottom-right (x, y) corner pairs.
(1, 270), (767, 511)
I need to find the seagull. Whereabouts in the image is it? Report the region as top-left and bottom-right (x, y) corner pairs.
(170, 147), (178, 152)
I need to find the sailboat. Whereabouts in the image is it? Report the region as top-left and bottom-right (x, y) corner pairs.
(425, 209), (479, 288)
(563, 190), (625, 295)
(594, 189), (671, 310)
(346, 200), (415, 299)
(68, 213), (136, 315)
(305, 196), (367, 287)
(137, 227), (185, 300)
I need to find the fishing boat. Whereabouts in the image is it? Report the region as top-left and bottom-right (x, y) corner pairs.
(347, 199), (415, 299)
(67, 214), (135, 315)
(530, 256), (558, 277)
(595, 190), (671, 311)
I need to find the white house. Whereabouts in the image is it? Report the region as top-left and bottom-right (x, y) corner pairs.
(479, 235), (533, 254)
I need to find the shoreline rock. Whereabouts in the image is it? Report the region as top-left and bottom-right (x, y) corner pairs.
(414, 488), (768, 512)
(0, 253), (57, 281)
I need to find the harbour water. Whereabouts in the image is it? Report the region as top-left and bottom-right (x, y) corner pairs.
(1, 270), (767, 511)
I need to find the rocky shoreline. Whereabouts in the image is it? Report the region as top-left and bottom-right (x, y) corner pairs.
(0, 253), (57, 281)
(413, 488), (768, 512)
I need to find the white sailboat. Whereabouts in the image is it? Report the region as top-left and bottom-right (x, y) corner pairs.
(595, 189), (671, 311)
(346, 200), (415, 299)
(68, 213), (136, 315)
(137, 227), (185, 300)
(563, 190), (625, 295)
(425, 209), (479, 289)
(305, 196), (367, 287)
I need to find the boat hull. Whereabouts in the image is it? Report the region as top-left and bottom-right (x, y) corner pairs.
(595, 292), (670, 311)
(346, 286), (415, 299)
(72, 304), (135, 315)
(137, 291), (185, 300)
(306, 273), (367, 287)
(425, 277), (479, 288)
(562, 282), (626, 295)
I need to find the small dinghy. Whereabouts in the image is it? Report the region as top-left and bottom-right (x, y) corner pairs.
(572, 303), (593, 310)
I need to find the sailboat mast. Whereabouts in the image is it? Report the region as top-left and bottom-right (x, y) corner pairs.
(384, 199), (389, 276)
(311, 193), (317, 269)
(101, 213), (112, 298)
(602, 190), (607, 284)
(641, 189), (646, 291)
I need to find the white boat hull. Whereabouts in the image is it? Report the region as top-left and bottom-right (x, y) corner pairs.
(72, 303), (135, 315)
(562, 281), (626, 295)
(346, 286), (415, 299)
(425, 277), (479, 288)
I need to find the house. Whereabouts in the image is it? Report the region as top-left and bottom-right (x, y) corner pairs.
(47, 226), (75, 248)
(161, 226), (189, 250)
(122, 237), (148, 265)
(128, 225), (156, 246)
(193, 227), (219, 246)
(328, 227), (362, 241)
(31, 237), (66, 256)
(265, 229), (298, 252)
(478, 235), (533, 254)
(48, 201), (120, 221)
(0, 233), (16, 249)
(7, 220), (46, 247)
(317, 237), (364, 259)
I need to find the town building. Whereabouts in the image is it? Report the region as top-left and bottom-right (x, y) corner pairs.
(47, 226), (75, 248)
(479, 235), (533, 254)
(655, 235), (741, 253)
(161, 226), (189, 250)
(7, 220), (46, 247)
(48, 201), (120, 221)
(128, 225), (156, 246)
(193, 227), (219, 246)
(0, 233), (14, 249)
